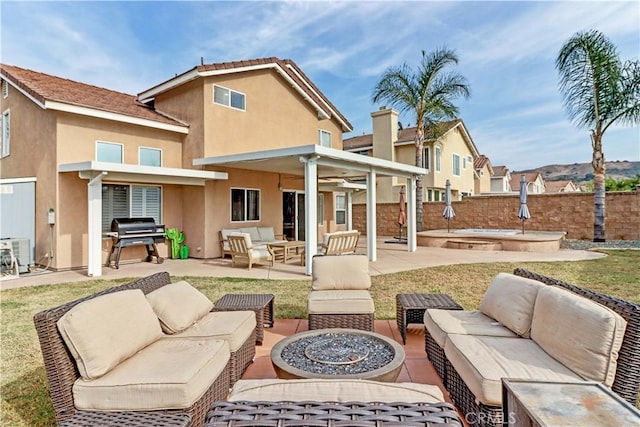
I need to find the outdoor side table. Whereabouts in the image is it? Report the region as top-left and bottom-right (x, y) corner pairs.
(212, 293), (274, 345)
(395, 293), (463, 345)
(60, 411), (191, 426)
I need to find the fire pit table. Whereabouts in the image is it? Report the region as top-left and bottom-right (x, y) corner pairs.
(270, 328), (405, 382)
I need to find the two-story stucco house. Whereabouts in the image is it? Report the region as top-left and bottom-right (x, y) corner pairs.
(343, 107), (480, 204)
(1, 59), (424, 276)
(510, 172), (546, 194)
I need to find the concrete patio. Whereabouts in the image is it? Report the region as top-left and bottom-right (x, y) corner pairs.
(1, 237), (604, 290)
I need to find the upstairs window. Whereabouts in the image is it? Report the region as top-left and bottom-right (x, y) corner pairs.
(422, 146), (430, 170)
(231, 188), (260, 222)
(435, 146), (441, 172)
(318, 130), (332, 147)
(453, 153), (461, 176)
(214, 85), (246, 111)
(139, 147), (162, 167)
(96, 141), (123, 163)
(2, 109), (9, 157)
(2, 80), (8, 98)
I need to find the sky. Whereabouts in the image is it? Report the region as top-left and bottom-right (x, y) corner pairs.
(1, 0), (638, 171)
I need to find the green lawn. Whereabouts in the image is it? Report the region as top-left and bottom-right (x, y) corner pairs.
(1, 250), (638, 426)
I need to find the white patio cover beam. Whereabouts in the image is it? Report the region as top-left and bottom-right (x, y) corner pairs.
(303, 156), (318, 274)
(406, 176), (417, 251)
(366, 170), (377, 261)
(87, 172), (106, 276)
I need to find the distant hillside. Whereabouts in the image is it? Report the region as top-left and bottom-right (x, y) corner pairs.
(516, 160), (640, 185)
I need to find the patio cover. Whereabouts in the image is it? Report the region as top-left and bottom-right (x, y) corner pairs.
(194, 144), (427, 274)
(59, 161), (228, 277)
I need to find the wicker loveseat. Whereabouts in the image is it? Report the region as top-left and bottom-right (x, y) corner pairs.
(34, 272), (257, 426)
(424, 268), (640, 426)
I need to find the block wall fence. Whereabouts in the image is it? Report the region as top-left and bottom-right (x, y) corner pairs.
(352, 188), (640, 240)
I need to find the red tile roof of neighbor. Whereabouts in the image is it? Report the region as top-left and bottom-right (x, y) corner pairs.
(342, 119), (462, 150)
(0, 64), (186, 127)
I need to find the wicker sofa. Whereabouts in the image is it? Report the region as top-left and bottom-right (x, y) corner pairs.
(424, 268), (640, 426)
(205, 379), (464, 426)
(34, 272), (257, 426)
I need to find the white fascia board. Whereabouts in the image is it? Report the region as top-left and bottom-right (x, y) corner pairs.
(45, 101), (189, 134)
(194, 145), (321, 166)
(285, 64), (352, 132)
(0, 177), (37, 184)
(137, 69), (200, 102)
(59, 161), (228, 181)
(457, 123), (480, 157)
(314, 145), (427, 177)
(1, 76), (46, 109)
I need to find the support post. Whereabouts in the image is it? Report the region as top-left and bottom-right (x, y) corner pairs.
(87, 172), (105, 276)
(303, 156), (318, 275)
(366, 169), (377, 261)
(406, 176), (417, 251)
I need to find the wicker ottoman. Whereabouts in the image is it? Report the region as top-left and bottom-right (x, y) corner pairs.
(212, 293), (274, 344)
(60, 411), (191, 427)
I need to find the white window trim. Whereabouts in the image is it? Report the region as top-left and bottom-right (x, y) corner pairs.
(335, 194), (346, 225)
(453, 153), (461, 176)
(2, 109), (10, 158)
(230, 187), (261, 223)
(213, 84), (246, 111)
(318, 129), (332, 148)
(2, 80), (8, 99)
(422, 146), (431, 172)
(435, 146), (441, 173)
(96, 140), (124, 163)
(101, 183), (163, 233)
(138, 146), (163, 167)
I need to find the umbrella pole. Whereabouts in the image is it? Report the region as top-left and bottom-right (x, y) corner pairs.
(521, 220), (525, 234)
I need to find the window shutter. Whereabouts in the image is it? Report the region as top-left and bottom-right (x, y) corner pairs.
(131, 186), (161, 223)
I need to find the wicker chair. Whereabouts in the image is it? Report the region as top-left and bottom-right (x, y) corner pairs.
(307, 254), (375, 331)
(33, 272), (249, 426)
(438, 268), (640, 427)
(227, 234), (274, 270)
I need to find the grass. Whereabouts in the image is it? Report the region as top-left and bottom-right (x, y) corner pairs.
(1, 250), (638, 426)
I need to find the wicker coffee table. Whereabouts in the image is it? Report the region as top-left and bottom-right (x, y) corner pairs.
(396, 293), (463, 344)
(60, 411), (191, 426)
(212, 293), (274, 344)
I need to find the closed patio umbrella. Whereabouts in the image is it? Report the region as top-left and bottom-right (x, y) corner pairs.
(518, 175), (531, 234)
(443, 179), (455, 233)
(397, 186), (407, 241)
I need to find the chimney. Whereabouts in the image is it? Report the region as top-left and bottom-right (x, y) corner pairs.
(371, 107), (398, 161)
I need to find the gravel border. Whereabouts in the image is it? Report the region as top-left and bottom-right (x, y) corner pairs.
(562, 239), (640, 250)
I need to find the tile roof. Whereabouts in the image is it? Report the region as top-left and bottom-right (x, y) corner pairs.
(0, 64), (187, 127)
(473, 154), (490, 170)
(510, 172), (541, 190)
(492, 166), (509, 177)
(342, 119), (462, 150)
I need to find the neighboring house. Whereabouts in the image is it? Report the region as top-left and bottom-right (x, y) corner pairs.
(510, 172), (546, 194)
(473, 154), (493, 194)
(545, 180), (580, 193)
(1, 59), (423, 276)
(343, 107), (480, 203)
(490, 166), (512, 192)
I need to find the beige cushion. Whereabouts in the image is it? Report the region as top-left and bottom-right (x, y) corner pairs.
(424, 309), (517, 348)
(229, 379), (444, 403)
(479, 273), (545, 337)
(312, 254), (370, 290)
(249, 247), (271, 260)
(57, 289), (163, 380)
(239, 227), (261, 242)
(531, 286), (627, 386)
(257, 226), (276, 242)
(307, 290), (374, 314)
(146, 281), (214, 334)
(73, 337), (230, 411)
(171, 310), (256, 351)
(445, 334), (584, 405)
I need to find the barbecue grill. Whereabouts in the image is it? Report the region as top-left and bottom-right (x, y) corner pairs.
(106, 217), (165, 269)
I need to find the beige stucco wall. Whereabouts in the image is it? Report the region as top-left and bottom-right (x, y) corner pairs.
(475, 165), (492, 194)
(1, 85), (58, 268)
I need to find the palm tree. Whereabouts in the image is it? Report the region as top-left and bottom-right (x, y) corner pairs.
(372, 48), (470, 231)
(556, 30), (640, 242)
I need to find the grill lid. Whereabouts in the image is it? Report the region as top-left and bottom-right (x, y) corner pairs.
(111, 217), (158, 234)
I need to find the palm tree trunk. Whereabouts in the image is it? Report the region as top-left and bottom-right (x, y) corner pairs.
(592, 132), (606, 242)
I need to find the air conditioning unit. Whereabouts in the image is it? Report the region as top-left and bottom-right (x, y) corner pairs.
(0, 238), (30, 274)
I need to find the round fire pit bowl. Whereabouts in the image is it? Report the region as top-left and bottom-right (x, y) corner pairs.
(270, 328), (405, 382)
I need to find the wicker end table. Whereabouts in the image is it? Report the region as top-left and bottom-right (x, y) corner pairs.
(60, 411), (191, 426)
(396, 293), (463, 345)
(212, 293), (274, 345)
